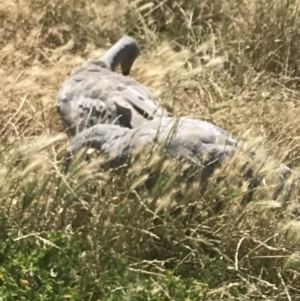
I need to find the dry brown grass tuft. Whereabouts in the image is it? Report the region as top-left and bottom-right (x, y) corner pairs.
(2, 0), (300, 299)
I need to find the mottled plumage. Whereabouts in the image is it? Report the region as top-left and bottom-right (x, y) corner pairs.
(57, 36), (168, 136)
(68, 117), (239, 168)
(67, 116), (292, 202)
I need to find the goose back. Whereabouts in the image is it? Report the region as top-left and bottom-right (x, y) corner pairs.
(67, 116), (292, 202)
(68, 117), (240, 167)
(57, 37), (168, 136)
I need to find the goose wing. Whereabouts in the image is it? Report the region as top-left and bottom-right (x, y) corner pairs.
(99, 67), (168, 119)
(68, 117), (291, 198)
(130, 117), (238, 160)
(68, 116), (238, 170)
(57, 63), (167, 134)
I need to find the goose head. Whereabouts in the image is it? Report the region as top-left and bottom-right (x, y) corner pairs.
(99, 36), (141, 76)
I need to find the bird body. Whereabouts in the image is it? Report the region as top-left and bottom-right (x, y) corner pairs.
(57, 36), (292, 203)
(57, 36), (168, 136)
(67, 116), (292, 202)
(68, 116), (239, 167)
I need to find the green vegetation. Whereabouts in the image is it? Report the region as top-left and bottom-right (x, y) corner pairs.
(1, 0), (300, 299)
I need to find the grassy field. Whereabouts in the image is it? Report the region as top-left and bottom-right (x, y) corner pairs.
(1, 0), (300, 300)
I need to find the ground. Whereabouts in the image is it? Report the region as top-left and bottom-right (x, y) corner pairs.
(1, 0), (300, 300)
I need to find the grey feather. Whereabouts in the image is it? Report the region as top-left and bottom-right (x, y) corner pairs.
(98, 36), (139, 74)
(57, 36), (168, 136)
(67, 116), (292, 202)
(67, 117), (240, 171)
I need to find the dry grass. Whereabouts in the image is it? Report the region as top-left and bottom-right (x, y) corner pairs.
(1, 0), (300, 300)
